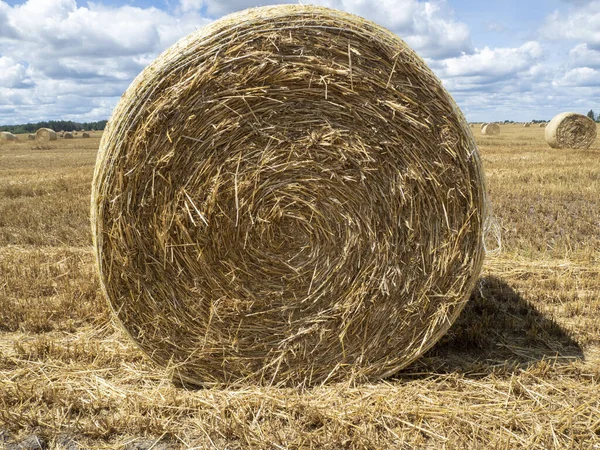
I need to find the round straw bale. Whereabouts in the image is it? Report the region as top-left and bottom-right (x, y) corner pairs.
(36, 128), (57, 141)
(28, 134), (35, 140)
(82, 132), (90, 138)
(64, 132), (74, 139)
(482, 123), (500, 135)
(481, 123), (488, 130)
(0, 132), (17, 141)
(91, 5), (488, 387)
(545, 112), (596, 149)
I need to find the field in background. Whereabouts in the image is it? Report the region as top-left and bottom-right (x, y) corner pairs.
(0, 125), (599, 449)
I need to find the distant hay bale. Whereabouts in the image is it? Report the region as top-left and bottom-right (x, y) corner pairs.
(523, 123), (530, 128)
(481, 123), (488, 130)
(91, 5), (488, 387)
(64, 132), (74, 139)
(539, 123), (545, 127)
(82, 132), (90, 138)
(545, 112), (597, 149)
(482, 123), (500, 135)
(28, 134), (35, 140)
(35, 128), (57, 141)
(0, 132), (17, 141)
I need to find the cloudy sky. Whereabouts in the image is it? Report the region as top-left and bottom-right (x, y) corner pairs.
(1, 0), (599, 124)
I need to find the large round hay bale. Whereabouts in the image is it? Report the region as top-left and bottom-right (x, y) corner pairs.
(64, 132), (74, 139)
(91, 5), (488, 387)
(36, 128), (57, 141)
(82, 132), (90, 138)
(523, 122), (530, 128)
(482, 123), (500, 135)
(481, 123), (488, 130)
(545, 112), (597, 149)
(0, 132), (16, 141)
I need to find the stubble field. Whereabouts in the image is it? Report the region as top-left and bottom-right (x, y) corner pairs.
(0, 125), (599, 449)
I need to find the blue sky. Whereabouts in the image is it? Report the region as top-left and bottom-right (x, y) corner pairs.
(1, 0), (599, 124)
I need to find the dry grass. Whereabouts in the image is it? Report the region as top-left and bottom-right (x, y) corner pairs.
(1, 125), (600, 448)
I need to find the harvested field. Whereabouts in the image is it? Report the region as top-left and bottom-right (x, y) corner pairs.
(1, 125), (600, 449)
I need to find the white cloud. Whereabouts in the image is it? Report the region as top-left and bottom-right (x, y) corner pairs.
(0, 0), (474, 124)
(569, 43), (600, 68)
(1, 0), (598, 125)
(542, 1), (600, 50)
(436, 42), (543, 86)
(0, 0), (211, 123)
(0, 56), (34, 89)
(555, 67), (600, 87)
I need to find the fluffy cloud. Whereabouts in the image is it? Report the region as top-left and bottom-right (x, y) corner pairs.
(0, 0), (599, 125)
(569, 43), (600, 68)
(434, 42), (543, 91)
(0, 0), (211, 123)
(555, 67), (600, 87)
(0, 0), (474, 124)
(542, 1), (600, 50)
(0, 57), (34, 89)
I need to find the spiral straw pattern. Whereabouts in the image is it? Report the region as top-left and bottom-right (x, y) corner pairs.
(92, 5), (487, 386)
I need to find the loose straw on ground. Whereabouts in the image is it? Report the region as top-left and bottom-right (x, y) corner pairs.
(91, 5), (488, 387)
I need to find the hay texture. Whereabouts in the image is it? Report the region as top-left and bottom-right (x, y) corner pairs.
(481, 123), (488, 130)
(545, 112), (597, 149)
(482, 123), (500, 135)
(1, 132), (16, 141)
(36, 128), (57, 141)
(523, 123), (530, 128)
(91, 5), (487, 387)
(28, 134), (35, 140)
(64, 132), (73, 139)
(82, 132), (90, 138)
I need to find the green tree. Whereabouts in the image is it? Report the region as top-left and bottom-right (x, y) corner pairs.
(587, 109), (595, 121)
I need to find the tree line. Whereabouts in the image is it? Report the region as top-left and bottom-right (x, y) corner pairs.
(0, 120), (107, 134)
(587, 110), (600, 121)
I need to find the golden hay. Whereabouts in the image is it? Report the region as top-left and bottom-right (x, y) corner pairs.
(545, 112), (597, 149)
(523, 123), (530, 128)
(1, 131), (17, 141)
(28, 134), (35, 140)
(481, 123), (488, 130)
(35, 128), (57, 141)
(82, 132), (91, 138)
(63, 132), (74, 139)
(482, 123), (500, 135)
(91, 5), (488, 387)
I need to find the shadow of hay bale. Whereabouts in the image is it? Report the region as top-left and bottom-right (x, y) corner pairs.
(398, 276), (583, 377)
